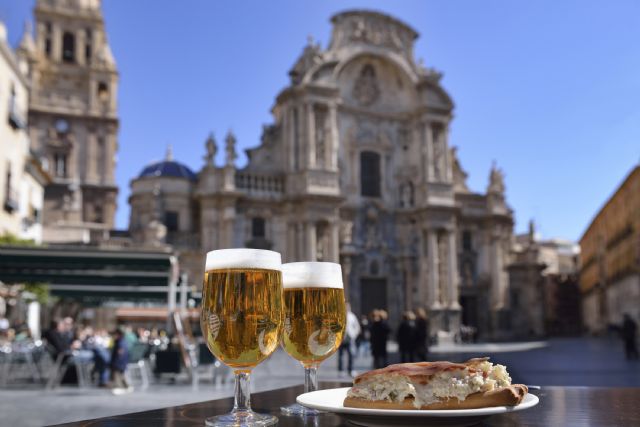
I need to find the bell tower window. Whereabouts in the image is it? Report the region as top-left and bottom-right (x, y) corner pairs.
(62, 32), (76, 63)
(97, 82), (109, 102)
(44, 22), (52, 57)
(85, 29), (92, 62)
(360, 151), (381, 197)
(54, 153), (67, 177)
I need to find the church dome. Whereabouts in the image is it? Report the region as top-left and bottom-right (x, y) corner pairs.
(138, 148), (196, 181)
(138, 160), (196, 181)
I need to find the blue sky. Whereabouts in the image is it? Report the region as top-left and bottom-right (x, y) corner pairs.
(1, 0), (638, 241)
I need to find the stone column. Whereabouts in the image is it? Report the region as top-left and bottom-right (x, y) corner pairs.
(306, 221), (317, 261)
(329, 220), (340, 262)
(286, 221), (295, 263)
(76, 29), (85, 65)
(306, 104), (315, 168)
(491, 235), (504, 309)
(447, 230), (461, 309)
(328, 104), (339, 171)
(341, 255), (352, 304)
(52, 24), (61, 62)
(427, 230), (441, 309)
(426, 122), (434, 181)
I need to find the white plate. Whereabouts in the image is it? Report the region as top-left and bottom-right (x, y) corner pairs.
(297, 387), (539, 427)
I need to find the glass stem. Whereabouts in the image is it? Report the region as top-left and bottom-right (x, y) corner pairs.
(304, 365), (318, 394)
(233, 370), (251, 413)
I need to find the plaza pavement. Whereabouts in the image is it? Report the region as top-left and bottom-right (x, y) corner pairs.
(0, 337), (638, 426)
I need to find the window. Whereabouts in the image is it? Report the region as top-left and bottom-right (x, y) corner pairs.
(54, 154), (67, 177)
(85, 29), (92, 62)
(94, 205), (103, 223)
(360, 151), (381, 197)
(462, 231), (473, 251)
(165, 211), (179, 232)
(252, 217), (265, 238)
(97, 82), (109, 102)
(62, 32), (75, 63)
(44, 22), (52, 57)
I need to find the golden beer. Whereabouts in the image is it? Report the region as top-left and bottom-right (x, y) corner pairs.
(282, 287), (346, 366)
(201, 268), (283, 369)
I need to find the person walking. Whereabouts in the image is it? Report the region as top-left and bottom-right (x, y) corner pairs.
(338, 303), (361, 377)
(370, 309), (390, 369)
(396, 311), (416, 363)
(414, 308), (429, 361)
(622, 314), (639, 360)
(110, 328), (131, 394)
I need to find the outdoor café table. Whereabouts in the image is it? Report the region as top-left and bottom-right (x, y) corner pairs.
(51, 382), (640, 426)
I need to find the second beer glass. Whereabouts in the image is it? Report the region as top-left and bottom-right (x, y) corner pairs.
(280, 262), (346, 416)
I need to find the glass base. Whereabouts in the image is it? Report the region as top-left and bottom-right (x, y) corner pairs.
(280, 403), (322, 416)
(205, 409), (278, 427)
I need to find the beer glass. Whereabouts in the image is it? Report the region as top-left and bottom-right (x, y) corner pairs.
(201, 249), (283, 426)
(280, 262), (346, 416)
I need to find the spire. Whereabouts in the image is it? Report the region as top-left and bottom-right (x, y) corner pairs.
(165, 145), (173, 161)
(225, 130), (237, 167)
(18, 21), (36, 56)
(487, 161), (505, 194)
(204, 132), (217, 167)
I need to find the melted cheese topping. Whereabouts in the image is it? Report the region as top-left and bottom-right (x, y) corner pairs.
(347, 361), (512, 408)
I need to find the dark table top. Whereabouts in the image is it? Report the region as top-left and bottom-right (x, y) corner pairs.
(52, 383), (640, 427)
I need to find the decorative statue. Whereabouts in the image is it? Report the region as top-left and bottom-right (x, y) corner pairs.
(225, 130), (237, 167)
(204, 133), (217, 166)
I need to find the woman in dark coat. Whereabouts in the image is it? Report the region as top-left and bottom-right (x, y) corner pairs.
(414, 308), (429, 361)
(110, 328), (130, 392)
(369, 309), (390, 369)
(396, 311), (416, 363)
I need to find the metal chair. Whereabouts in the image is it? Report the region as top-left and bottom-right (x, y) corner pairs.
(45, 350), (91, 389)
(125, 342), (150, 389)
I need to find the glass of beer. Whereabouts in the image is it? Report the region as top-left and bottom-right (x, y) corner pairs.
(200, 249), (283, 426)
(280, 262), (346, 416)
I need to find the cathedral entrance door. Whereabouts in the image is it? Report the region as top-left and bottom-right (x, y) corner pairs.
(460, 295), (479, 332)
(360, 278), (387, 316)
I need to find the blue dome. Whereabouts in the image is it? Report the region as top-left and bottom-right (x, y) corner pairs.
(138, 160), (197, 181)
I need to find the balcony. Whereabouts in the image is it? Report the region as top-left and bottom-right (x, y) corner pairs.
(7, 102), (27, 130)
(235, 172), (284, 198)
(3, 188), (19, 213)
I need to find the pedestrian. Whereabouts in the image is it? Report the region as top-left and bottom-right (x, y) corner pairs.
(370, 309), (390, 369)
(397, 311), (416, 363)
(110, 327), (131, 394)
(414, 308), (429, 361)
(621, 314), (639, 360)
(356, 314), (370, 358)
(338, 303), (361, 377)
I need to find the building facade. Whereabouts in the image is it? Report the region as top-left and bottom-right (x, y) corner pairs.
(17, 0), (119, 244)
(0, 20), (49, 243)
(580, 166), (640, 334)
(129, 10), (529, 339)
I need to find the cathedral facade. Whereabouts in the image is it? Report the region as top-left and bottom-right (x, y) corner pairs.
(17, 0), (119, 243)
(130, 10), (519, 339)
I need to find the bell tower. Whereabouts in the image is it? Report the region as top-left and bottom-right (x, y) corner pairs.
(23, 0), (119, 242)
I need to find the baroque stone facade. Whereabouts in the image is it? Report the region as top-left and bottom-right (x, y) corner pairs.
(17, 0), (119, 243)
(130, 10), (524, 339)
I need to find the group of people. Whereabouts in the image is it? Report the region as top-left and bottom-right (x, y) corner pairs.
(337, 306), (431, 375)
(43, 317), (133, 392)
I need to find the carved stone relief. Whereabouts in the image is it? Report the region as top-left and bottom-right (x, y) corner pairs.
(352, 64), (380, 107)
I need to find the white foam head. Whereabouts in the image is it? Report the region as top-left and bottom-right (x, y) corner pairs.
(205, 249), (282, 271)
(281, 262), (343, 289)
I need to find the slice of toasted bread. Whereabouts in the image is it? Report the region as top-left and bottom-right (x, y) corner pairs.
(343, 384), (528, 410)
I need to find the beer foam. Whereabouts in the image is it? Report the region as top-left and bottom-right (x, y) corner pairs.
(281, 262), (343, 289)
(205, 249), (282, 271)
